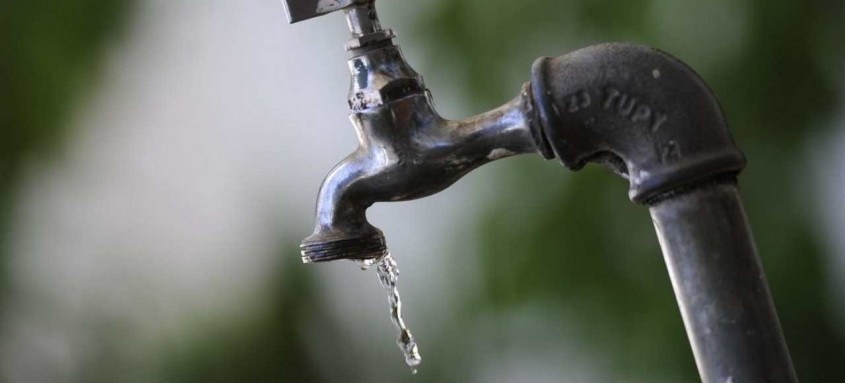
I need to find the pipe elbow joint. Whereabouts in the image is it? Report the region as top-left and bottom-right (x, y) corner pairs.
(531, 43), (746, 204)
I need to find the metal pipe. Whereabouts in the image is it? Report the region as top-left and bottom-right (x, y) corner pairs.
(531, 44), (798, 382)
(650, 180), (798, 382)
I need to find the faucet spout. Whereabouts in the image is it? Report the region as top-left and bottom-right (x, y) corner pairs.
(301, 83), (545, 263)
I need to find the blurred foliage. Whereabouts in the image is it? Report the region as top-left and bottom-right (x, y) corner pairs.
(413, 0), (845, 381)
(158, 247), (343, 383)
(0, 0), (134, 303)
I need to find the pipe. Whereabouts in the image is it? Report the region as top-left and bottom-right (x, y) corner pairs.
(531, 43), (798, 382)
(651, 179), (798, 382)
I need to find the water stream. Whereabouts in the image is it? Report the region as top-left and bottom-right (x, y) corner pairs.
(358, 253), (422, 373)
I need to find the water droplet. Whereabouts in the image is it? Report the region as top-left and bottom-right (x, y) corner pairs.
(355, 258), (377, 270)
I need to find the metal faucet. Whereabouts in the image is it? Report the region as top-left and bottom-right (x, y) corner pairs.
(282, 1), (798, 382)
(290, 1), (541, 262)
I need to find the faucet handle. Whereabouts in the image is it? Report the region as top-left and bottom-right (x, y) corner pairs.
(282, 0), (370, 23)
(284, 0), (394, 53)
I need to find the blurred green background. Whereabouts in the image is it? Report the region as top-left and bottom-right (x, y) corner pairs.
(2, 0), (844, 382)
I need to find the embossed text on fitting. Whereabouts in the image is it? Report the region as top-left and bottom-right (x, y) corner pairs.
(561, 87), (680, 163)
(603, 87), (668, 132)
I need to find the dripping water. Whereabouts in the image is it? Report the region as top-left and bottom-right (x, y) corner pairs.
(355, 258), (377, 270)
(359, 253), (422, 373)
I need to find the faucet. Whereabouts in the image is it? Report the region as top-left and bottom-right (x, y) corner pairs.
(293, 1), (542, 262)
(282, 1), (798, 382)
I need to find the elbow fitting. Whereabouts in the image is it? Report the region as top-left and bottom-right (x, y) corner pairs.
(530, 43), (746, 203)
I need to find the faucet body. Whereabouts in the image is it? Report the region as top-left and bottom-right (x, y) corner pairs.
(301, 26), (544, 262)
(284, 1), (798, 382)
(302, 82), (541, 261)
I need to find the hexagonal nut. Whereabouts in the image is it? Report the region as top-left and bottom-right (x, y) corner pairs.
(344, 29), (396, 51)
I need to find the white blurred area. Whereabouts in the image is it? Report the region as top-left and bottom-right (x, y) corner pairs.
(2, 1), (844, 382)
(816, 106), (845, 325)
(0, 1), (497, 381)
